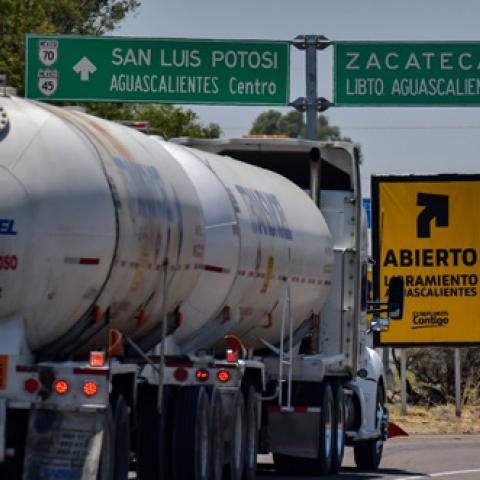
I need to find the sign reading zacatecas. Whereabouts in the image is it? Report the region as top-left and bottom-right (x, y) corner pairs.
(25, 35), (290, 105)
(335, 42), (480, 106)
(372, 175), (480, 346)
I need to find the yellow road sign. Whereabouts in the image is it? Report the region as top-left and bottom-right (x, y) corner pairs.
(372, 175), (480, 345)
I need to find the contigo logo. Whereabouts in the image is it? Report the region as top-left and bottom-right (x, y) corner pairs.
(412, 311), (449, 329)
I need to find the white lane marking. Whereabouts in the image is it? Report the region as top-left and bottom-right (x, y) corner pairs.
(395, 469), (480, 479)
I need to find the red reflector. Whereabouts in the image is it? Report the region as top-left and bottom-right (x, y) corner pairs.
(16, 366), (37, 373)
(174, 367), (188, 381)
(73, 367), (108, 376)
(54, 379), (69, 395)
(89, 351), (106, 367)
(24, 378), (39, 394)
(83, 381), (98, 397)
(80, 258), (100, 265)
(204, 264), (224, 273)
(195, 369), (209, 382)
(217, 369), (231, 383)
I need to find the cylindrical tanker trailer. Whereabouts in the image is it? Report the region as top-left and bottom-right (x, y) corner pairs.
(0, 94), (403, 480)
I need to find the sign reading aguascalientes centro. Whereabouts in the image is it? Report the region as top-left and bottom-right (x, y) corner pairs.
(25, 35), (290, 105)
(335, 42), (480, 106)
(372, 175), (480, 346)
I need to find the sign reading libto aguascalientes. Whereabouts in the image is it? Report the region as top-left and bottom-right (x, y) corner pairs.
(335, 42), (480, 106)
(372, 175), (480, 346)
(25, 35), (290, 105)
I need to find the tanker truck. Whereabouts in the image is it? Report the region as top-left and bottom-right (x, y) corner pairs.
(0, 93), (403, 480)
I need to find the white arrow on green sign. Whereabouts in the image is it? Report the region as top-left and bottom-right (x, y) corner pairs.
(335, 41), (480, 106)
(25, 34), (290, 105)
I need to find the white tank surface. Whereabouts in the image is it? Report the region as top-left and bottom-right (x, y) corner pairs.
(0, 95), (333, 358)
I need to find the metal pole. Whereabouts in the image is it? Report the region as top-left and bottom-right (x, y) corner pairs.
(400, 349), (407, 415)
(454, 348), (462, 418)
(305, 35), (318, 141)
(383, 347), (390, 387)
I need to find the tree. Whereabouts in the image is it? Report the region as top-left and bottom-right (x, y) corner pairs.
(0, 0), (140, 94)
(89, 103), (222, 139)
(250, 110), (283, 135)
(0, 1), (221, 138)
(249, 109), (349, 141)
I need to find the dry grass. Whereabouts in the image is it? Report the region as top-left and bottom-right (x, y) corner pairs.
(389, 403), (480, 435)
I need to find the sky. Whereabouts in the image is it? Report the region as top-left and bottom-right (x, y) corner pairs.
(114, 0), (480, 195)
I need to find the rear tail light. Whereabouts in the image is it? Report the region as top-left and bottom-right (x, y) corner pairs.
(217, 369), (231, 383)
(195, 369), (209, 382)
(89, 351), (106, 367)
(54, 379), (69, 395)
(174, 368), (188, 381)
(83, 380), (98, 397)
(24, 378), (39, 394)
(226, 349), (238, 363)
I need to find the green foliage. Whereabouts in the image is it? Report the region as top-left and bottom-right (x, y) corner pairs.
(249, 108), (351, 141)
(250, 110), (283, 135)
(0, 0), (220, 138)
(88, 103), (222, 139)
(0, 0), (140, 93)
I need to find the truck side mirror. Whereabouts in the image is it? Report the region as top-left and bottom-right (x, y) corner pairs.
(388, 276), (404, 320)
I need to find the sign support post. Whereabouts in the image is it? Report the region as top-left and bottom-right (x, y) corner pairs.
(454, 348), (462, 417)
(305, 35), (319, 141)
(290, 35), (332, 140)
(400, 349), (408, 415)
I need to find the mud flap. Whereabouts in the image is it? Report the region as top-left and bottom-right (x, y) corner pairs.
(269, 409), (321, 459)
(23, 410), (104, 480)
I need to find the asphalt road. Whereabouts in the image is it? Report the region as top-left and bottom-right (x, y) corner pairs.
(257, 435), (480, 480)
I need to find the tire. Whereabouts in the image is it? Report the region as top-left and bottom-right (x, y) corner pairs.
(353, 385), (385, 471)
(316, 382), (334, 475)
(97, 407), (115, 480)
(243, 386), (259, 480)
(112, 395), (130, 480)
(0, 410), (28, 480)
(273, 453), (297, 475)
(209, 389), (225, 480)
(224, 390), (245, 480)
(173, 386), (210, 480)
(136, 384), (173, 480)
(330, 384), (345, 474)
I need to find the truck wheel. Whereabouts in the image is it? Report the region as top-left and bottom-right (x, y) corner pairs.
(0, 410), (28, 480)
(330, 384), (345, 474)
(353, 386), (385, 471)
(243, 386), (259, 480)
(224, 390), (245, 480)
(97, 407), (115, 480)
(112, 395), (130, 480)
(209, 389), (225, 480)
(316, 382), (334, 475)
(136, 384), (173, 480)
(173, 386), (210, 480)
(273, 453), (297, 475)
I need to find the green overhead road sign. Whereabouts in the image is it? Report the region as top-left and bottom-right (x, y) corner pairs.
(25, 35), (290, 105)
(335, 42), (480, 106)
